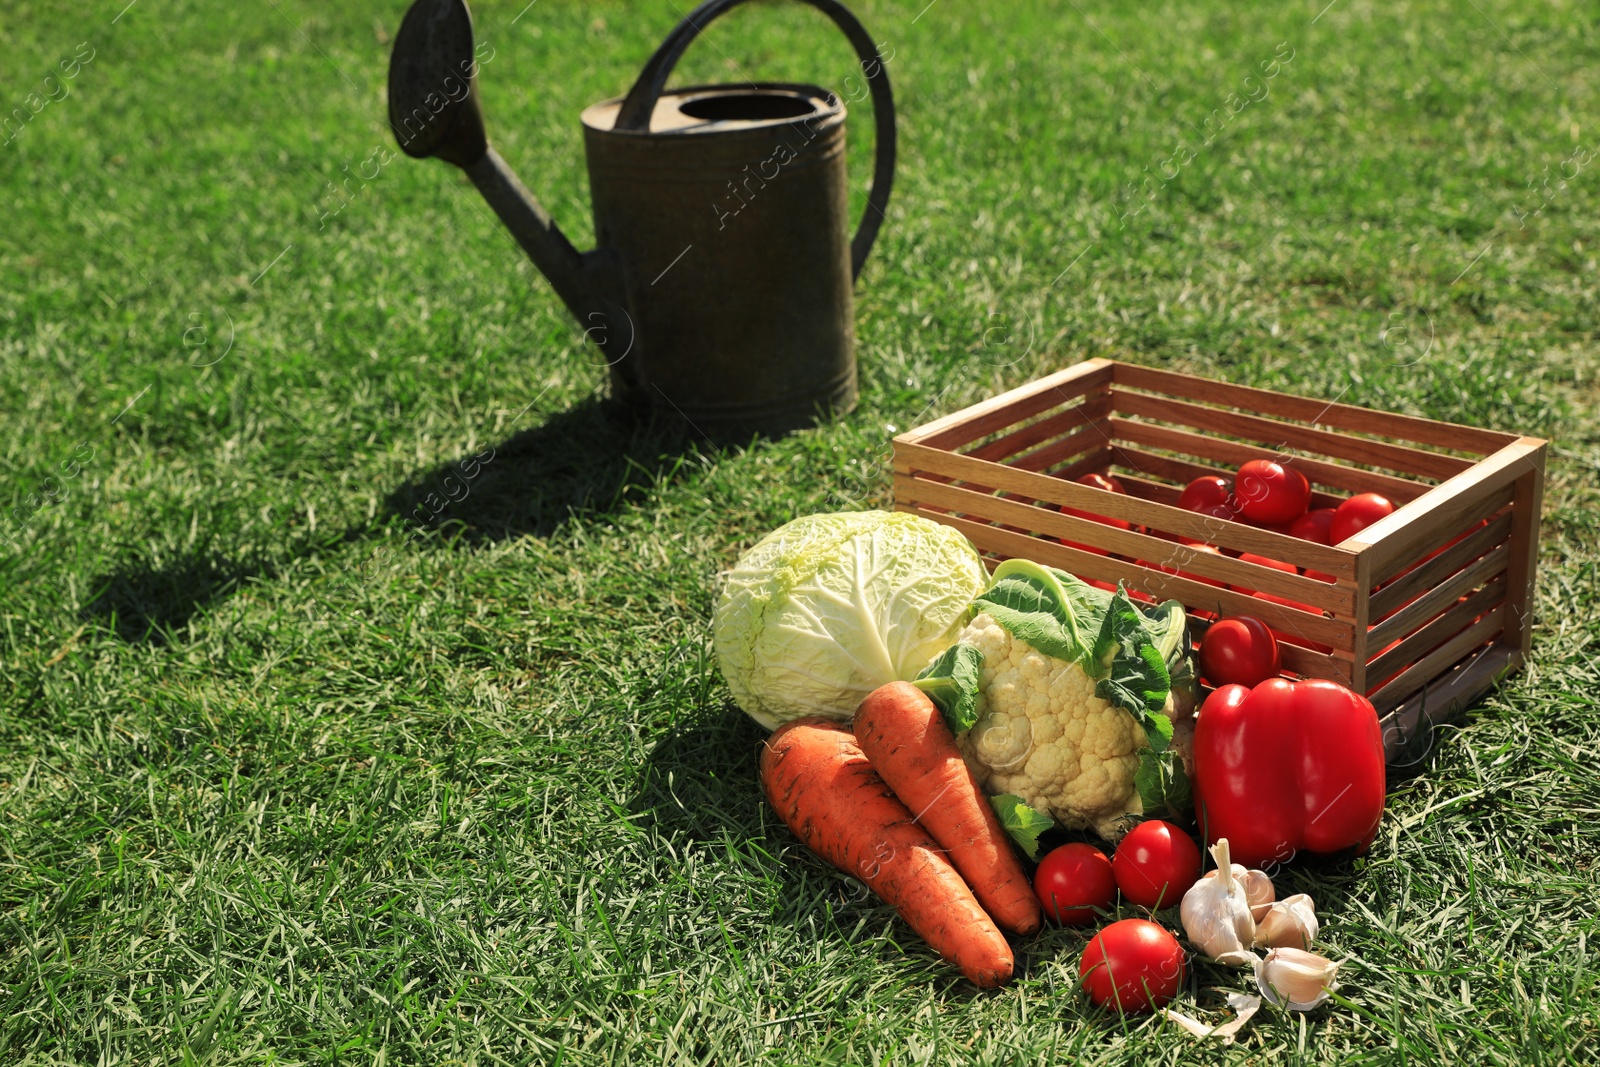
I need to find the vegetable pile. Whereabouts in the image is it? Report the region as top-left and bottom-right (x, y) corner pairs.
(715, 506), (1390, 1025)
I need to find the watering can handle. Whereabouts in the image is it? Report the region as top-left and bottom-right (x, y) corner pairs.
(614, 0), (896, 284)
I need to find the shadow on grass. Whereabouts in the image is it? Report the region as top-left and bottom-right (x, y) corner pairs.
(384, 396), (730, 544)
(78, 396), (733, 642)
(76, 552), (259, 645)
(627, 703), (770, 845)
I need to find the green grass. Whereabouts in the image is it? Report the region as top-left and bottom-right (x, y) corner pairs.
(1, 0), (1598, 1061)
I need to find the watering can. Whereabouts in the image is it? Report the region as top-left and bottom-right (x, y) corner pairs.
(387, 0), (896, 436)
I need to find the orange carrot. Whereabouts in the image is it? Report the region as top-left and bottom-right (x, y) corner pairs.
(854, 682), (1043, 936)
(761, 717), (1014, 988)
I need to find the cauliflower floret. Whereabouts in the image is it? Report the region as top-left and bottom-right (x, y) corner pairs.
(956, 612), (1147, 839)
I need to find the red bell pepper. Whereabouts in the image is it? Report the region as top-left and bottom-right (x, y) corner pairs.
(1192, 678), (1386, 869)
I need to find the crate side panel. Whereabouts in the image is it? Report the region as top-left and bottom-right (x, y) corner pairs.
(1352, 438), (1542, 579)
(1379, 644), (1520, 763)
(1111, 362), (1519, 455)
(898, 360), (1114, 450)
(1112, 391), (1474, 481)
(1367, 608), (1507, 715)
(893, 440), (1358, 578)
(1368, 510), (1513, 620)
(893, 473), (1355, 615)
(1366, 578), (1508, 693)
(1109, 418), (1430, 503)
(963, 394), (1114, 463)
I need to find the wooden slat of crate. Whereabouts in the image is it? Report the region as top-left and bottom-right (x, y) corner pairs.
(1111, 363), (1519, 456)
(1502, 456), (1546, 658)
(892, 473), (1356, 615)
(1108, 418), (1430, 503)
(1051, 447), (1118, 483)
(963, 394), (1113, 462)
(893, 502), (1359, 652)
(1368, 605), (1507, 714)
(900, 359), (1115, 450)
(894, 439), (1358, 579)
(1367, 509), (1513, 619)
(1349, 437), (1544, 580)
(1368, 544), (1512, 649)
(1279, 643), (1354, 685)
(1366, 577), (1508, 689)
(1010, 422), (1115, 474)
(1378, 644), (1519, 762)
(1112, 391), (1475, 482)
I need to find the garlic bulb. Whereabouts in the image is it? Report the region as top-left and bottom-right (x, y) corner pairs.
(1255, 947), (1340, 1010)
(1254, 894), (1318, 950)
(1179, 838), (1259, 966)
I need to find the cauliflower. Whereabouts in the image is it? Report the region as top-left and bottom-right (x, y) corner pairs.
(957, 612), (1150, 838)
(914, 559), (1195, 843)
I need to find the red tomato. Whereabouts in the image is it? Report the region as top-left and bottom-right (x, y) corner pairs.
(1330, 492), (1395, 544)
(1199, 616), (1280, 687)
(1078, 919), (1186, 1013)
(1112, 821), (1202, 910)
(1034, 843), (1116, 925)
(1178, 476), (1232, 511)
(1061, 474), (1134, 547)
(1234, 460), (1310, 525)
(1238, 552), (1297, 576)
(1289, 507), (1337, 544)
(1079, 472), (1127, 495)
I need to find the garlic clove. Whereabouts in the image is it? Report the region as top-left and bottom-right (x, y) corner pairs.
(1180, 838), (1259, 966)
(1254, 947), (1340, 1011)
(1241, 868), (1276, 920)
(1253, 894), (1318, 950)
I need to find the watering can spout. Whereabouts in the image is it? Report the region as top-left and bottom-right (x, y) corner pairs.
(387, 0), (618, 326)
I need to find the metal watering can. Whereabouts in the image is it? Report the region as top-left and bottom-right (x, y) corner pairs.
(387, 0), (896, 435)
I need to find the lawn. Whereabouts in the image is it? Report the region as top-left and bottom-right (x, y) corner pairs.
(1, 0), (1598, 1061)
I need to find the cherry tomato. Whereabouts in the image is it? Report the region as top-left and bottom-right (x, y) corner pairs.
(1112, 821), (1202, 910)
(1078, 472), (1128, 495)
(1237, 552), (1297, 576)
(1289, 507), (1337, 544)
(1234, 460), (1310, 525)
(1178, 476), (1232, 513)
(1330, 492), (1395, 544)
(1034, 843), (1116, 925)
(1199, 616), (1280, 686)
(1078, 919), (1186, 1013)
(1061, 474), (1133, 550)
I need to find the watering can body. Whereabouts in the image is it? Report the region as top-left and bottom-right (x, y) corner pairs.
(388, 0), (895, 437)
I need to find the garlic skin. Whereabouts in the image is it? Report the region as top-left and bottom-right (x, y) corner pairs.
(1180, 838), (1259, 966)
(1254, 894), (1319, 950)
(1255, 947), (1340, 1010)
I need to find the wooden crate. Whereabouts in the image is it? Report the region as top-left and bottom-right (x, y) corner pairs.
(891, 358), (1545, 761)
